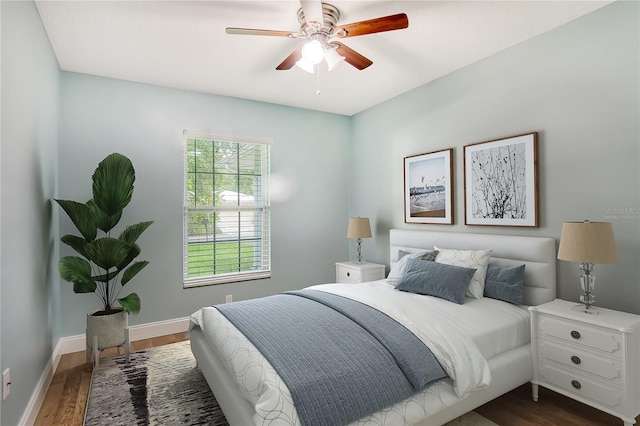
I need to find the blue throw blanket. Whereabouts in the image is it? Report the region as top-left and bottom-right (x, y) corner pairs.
(215, 290), (446, 426)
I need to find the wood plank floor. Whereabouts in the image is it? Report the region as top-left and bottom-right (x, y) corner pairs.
(35, 332), (637, 426)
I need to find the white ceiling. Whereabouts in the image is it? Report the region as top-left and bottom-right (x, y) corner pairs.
(35, 0), (613, 116)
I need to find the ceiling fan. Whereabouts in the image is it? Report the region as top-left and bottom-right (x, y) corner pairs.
(225, 0), (409, 73)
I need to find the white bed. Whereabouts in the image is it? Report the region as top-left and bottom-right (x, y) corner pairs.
(189, 229), (556, 425)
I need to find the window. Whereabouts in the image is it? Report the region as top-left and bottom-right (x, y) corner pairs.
(183, 131), (271, 287)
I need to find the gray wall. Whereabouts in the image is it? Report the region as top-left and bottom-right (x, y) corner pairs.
(58, 73), (352, 336)
(350, 0), (640, 315)
(0, 1), (60, 424)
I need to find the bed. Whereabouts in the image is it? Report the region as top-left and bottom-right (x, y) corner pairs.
(189, 229), (556, 425)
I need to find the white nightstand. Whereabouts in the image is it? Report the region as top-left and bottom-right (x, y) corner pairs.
(335, 261), (385, 284)
(530, 299), (640, 426)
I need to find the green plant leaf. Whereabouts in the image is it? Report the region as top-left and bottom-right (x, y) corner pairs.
(87, 199), (122, 233)
(121, 261), (150, 285)
(59, 256), (92, 282)
(93, 270), (118, 283)
(92, 153), (135, 217)
(55, 200), (97, 242)
(119, 221), (154, 244)
(60, 234), (89, 258)
(118, 293), (140, 315)
(58, 256), (97, 293)
(73, 280), (97, 293)
(84, 238), (131, 270)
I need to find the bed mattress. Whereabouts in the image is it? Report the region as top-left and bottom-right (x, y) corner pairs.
(189, 280), (531, 425)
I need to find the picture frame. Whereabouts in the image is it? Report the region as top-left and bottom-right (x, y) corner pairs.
(463, 132), (538, 227)
(404, 148), (454, 224)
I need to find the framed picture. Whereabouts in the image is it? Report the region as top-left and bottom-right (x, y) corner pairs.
(404, 149), (454, 224)
(464, 132), (538, 227)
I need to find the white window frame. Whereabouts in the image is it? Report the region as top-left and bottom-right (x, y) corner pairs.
(183, 130), (271, 288)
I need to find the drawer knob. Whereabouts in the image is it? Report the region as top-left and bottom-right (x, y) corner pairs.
(571, 380), (582, 390)
(570, 330), (581, 339)
(571, 355), (581, 365)
(346, 272), (351, 277)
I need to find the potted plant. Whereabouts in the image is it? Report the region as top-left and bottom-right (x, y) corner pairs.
(55, 153), (153, 364)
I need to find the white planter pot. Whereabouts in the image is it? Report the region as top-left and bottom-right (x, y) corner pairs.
(86, 309), (128, 351)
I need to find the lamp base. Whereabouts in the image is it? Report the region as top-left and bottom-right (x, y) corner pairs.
(574, 265), (598, 314)
(355, 238), (364, 264)
(572, 304), (600, 315)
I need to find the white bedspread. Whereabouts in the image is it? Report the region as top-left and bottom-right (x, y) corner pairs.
(189, 280), (529, 426)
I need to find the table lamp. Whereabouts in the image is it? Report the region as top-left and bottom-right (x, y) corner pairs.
(557, 220), (618, 313)
(347, 217), (372, 264)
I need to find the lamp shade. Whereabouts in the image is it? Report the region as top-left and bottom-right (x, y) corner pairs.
(324, 47), (345, 71)
(295, 58), (315, 73)
(301, 39), (324, 64)
(558, 221), (618, 263)
(347, 217), (372, 239)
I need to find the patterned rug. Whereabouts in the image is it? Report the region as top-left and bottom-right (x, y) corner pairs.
(84, 340), (497, 426)
(84, 341), (227, 426)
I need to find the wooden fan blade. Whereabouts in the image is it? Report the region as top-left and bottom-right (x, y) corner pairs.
(300, 0), (324, 27)
(335, 13), (408, 38)
(226, 27), (296, 37)
(333, 42), (373, 70)
(276, 46), (304, 70)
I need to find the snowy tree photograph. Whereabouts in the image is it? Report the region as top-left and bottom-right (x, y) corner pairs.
(464, 133), (538, 227)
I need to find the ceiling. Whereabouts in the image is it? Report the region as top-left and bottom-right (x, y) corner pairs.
(35, 0), (613, 116)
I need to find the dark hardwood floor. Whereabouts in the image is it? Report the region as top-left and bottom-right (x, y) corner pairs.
(35, 333), (636, 425)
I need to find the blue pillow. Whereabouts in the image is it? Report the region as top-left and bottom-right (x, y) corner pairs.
(483, 264), (525, 304)
(395, 259), (476, 304)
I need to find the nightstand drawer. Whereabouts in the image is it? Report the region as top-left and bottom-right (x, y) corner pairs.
(337, 267), (362, 283)
(539, 363), (622, 410)
(335, 262), (386, 284)
(538, 340), (622, 385)
(538, 316), (622, 356)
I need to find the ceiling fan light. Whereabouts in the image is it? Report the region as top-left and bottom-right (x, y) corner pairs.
(295, 58), (315, 74)
(301, 39), (325, 64)
(325, 47), (345, 71)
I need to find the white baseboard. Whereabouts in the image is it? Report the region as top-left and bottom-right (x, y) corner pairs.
(19, 339), (64, 426)
(58, 316), (191, 354)
(20, 316), (190, 425)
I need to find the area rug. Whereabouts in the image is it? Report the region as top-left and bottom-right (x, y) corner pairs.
(84, 340), (497, 426)
(84, 341), (227, 426)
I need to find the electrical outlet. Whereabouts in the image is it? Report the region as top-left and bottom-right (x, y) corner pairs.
(225, 294), (233, 303)
(2, 369), (10, 400)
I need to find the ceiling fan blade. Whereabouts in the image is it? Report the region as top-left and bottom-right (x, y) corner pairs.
(276, 46), (304, 70)
(333, 42), (373, 70)
(226, 27), (296, 38)
(335, 13), (408, 38)
(300, 0), (324, 28)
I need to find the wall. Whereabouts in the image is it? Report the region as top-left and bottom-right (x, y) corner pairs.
(351, 1), (640, 314)
(58, 73), (352, 336)
(0, 1), (60, 424)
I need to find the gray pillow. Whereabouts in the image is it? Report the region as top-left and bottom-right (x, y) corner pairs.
(483, 264), (525, 304)
(395, 258), (476, 304)
(387, 250), (439, 285)
(398, 249), (439, 262)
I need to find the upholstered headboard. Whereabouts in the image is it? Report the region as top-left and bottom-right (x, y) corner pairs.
(389, 229), (556, 306)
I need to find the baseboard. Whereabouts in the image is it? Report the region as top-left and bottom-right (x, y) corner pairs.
(19, 339), (64, 426)
(20, 316), (190, 425)
(58, 316), (190, 354)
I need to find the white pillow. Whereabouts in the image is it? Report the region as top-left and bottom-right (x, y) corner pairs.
(386, 249), (439, 285)
(434, 246), (492, 299)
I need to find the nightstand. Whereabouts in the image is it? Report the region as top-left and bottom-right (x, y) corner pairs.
(530, 299), (640, 426)
(335, 261), (385, 284)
